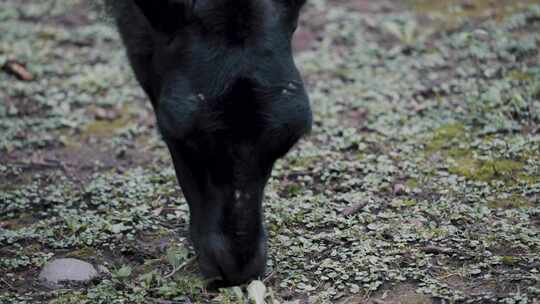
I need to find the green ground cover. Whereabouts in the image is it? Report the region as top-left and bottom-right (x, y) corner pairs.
(1, 0), (539, 303)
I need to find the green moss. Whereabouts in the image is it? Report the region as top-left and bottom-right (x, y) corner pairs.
(408, 0), (540, 26)
(501, 255), (520, 265)
(157, 275), (205, 299)
(82, 117), (130, 138)
(448, 158), (524, 182)
(288, 156), (318, 169)
(3, 213), (37, 229)
(424, 227), (448, 239)
(66, 247), (98, 259)
(520, 149), (540, 162)
(517, 173), (540, 186)
(488, 195), (533, 209)
(426, 123), (466, 152)
(406, 178), (419, 189)
(379, 183), (392, 193)
(49, 292), (86, 304)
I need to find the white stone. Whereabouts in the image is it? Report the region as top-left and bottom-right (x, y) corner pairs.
(39, 258), (98, 288)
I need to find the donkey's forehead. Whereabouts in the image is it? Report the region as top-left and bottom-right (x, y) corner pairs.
(194, 0), (270, 16)
(194, 0), (268, 9)
(193, 0), (277, 43)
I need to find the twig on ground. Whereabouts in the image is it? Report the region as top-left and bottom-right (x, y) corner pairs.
(2, 60), (34, 81)
(163, 256), (197, 279)
(420, 245), (455, 255)
(0, 278), (13, 289)
(263, 270), (276, 283)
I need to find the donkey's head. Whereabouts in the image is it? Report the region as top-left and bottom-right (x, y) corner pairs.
(122, 0), (311, 286)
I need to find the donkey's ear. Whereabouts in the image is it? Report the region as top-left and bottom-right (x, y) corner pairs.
(134, 0), (194, 34)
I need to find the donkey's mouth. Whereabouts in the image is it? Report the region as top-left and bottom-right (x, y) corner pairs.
(205, 275), (226, 290)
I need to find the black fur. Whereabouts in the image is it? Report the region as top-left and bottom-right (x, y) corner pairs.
(105, 0), (311, 286)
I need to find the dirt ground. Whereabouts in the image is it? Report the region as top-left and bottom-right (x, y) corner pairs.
(1, 0), (539, 303)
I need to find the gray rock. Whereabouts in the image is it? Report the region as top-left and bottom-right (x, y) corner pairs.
(39, 258), (98, 288)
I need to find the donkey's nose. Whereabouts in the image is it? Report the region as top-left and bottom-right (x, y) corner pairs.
(197, 232), (267, 288)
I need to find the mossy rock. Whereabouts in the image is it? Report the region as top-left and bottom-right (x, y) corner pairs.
(82, 117), (131, 138)
(288, 155), (319, 169)
(508, 70), (534, 82)
(447, 147), (472, 158)
(408, 0), (540, 27)
(284, 183), (302, 196)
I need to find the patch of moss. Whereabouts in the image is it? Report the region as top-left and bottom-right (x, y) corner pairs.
(501, 255), (520, 266)
(82, 117), (130, 138)
(483, 159), (523, 178)
(23, 243), (42, 255)
(406, 178), (419, 189)
(66, 247), (98, 259)
(517, 173), (540, 186)
(521, 149), (540, 162)
(425, 123), (466, 152)
(390, 199), (417, 208)
(448, 158), (524, 182)
(289, 156), (319, 169)
(488, 195), (533, 209)
(2, 213), (37, 229)
(408, 0), (540, 26)
(447, 147), (472, 158)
